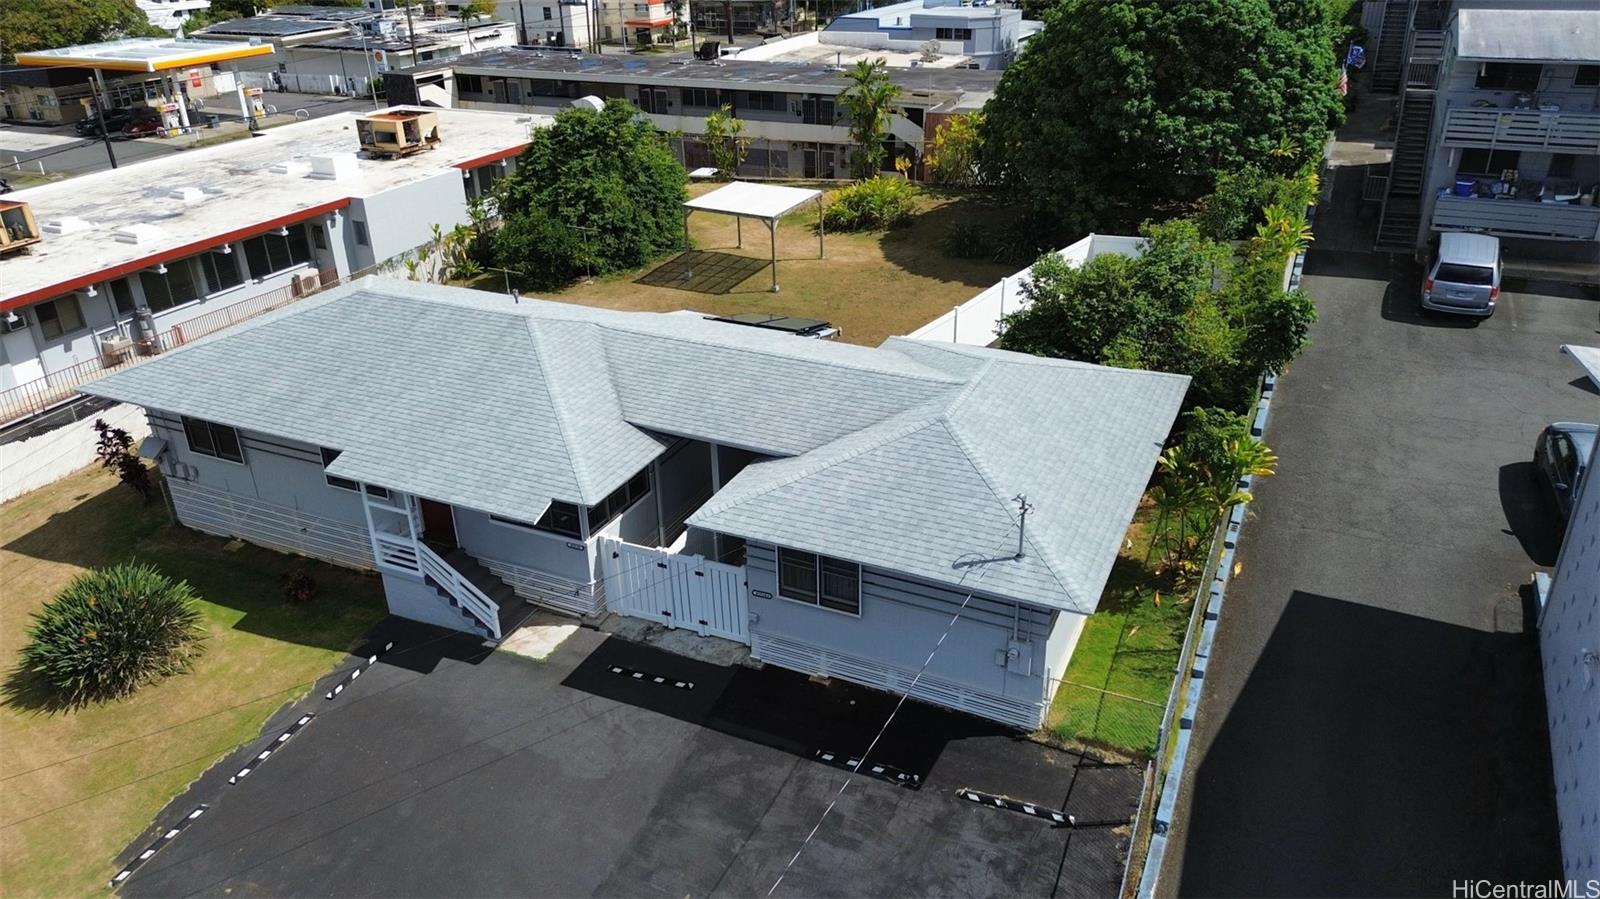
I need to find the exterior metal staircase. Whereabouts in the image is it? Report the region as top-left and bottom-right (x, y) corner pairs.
(1370, 0), (1412, 94)
(1375, 90), (1436, 252)
(424, 547), (536, 642)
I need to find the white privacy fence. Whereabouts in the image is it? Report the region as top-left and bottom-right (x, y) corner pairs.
(904, 233), (1147, 347)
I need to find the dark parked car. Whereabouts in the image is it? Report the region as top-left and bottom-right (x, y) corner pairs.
(75, 108), (133, 136)
(1534, 421), (1597, 523)
(121, 116), (162, 138)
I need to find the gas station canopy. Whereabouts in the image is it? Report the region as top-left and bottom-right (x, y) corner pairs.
(14, 37), (274, 73)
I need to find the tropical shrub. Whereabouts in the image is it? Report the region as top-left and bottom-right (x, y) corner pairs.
(998, 214), (1315, 412)
(703, 104), (749, 180)
(925, 112), (984, 186)
(281, 570), (318, 604)
(93, 418), (152, 502)
(822, 177), (919, 232)
(19, 563), (206, 705)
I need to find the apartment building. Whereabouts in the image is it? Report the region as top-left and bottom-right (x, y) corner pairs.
(194, 6), (518, 94)
(1372, 1), (1600, 262)
(820, 0), (1023, 70)
(385, 49), (999, 178)
(0, 107), (547, 428)
(494, 0), (595, 48)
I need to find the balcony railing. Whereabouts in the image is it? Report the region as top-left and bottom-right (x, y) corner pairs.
(1404, 29), (1444, 89)
(1432, 194), (1600, 242)
(1441, 107), (1600, 153)
(0, 266), (339, 426)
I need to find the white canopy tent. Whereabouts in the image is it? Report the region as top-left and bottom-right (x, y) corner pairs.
(682, 181), (824, 292)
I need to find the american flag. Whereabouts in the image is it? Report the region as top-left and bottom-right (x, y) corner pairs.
(1337, 68), (1350, 96)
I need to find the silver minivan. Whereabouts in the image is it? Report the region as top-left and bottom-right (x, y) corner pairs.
(1422, 232), (1502, 316)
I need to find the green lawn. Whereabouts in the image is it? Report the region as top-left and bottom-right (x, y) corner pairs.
(1046, 508), (1199, 758)
(522, 183), (1021, 349)
(0, 466), (387, 898)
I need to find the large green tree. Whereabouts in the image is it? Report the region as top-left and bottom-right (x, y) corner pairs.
(0, 0), (161, 60)
(979, 0), (1343, 236)
(494, 99), (686, 290)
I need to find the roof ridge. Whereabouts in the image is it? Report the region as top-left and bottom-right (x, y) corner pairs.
(598, 321), (965, 386)
(523, 318), (590, 500)
(937, 416), (1085, 610)
(695, 413), (945, 519)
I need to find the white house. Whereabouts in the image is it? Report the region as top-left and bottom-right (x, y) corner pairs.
(83, 278), (1190, 729)
(0, 106), (548, 430)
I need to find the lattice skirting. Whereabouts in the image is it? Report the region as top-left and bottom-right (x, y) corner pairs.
(168, 480), (374, 571)
(751, 632), (1046, 730)
(479, 556), (604, 617)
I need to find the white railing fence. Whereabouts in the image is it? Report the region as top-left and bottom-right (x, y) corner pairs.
(418, 542), (503, 640)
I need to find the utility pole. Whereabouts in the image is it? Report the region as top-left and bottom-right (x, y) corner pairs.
(404, 0), (420, 65)
(516, 0), (529, 44)
(724, 0), (734, 44)
(86, 78), (118, 169)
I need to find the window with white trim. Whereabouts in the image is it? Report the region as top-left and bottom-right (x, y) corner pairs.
(320, 448), (389, 496)
(777, 547), (860, 615)
(182, 416), (244, 463)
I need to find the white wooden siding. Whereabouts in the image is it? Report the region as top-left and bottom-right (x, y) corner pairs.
(168, 479), (374, 571)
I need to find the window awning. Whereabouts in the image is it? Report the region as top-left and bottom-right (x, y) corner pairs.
(623, 16), (675, 27)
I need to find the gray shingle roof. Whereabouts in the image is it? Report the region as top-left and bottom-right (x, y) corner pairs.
(86, 278), (1189, 612)
(689, 339), (1190, 613)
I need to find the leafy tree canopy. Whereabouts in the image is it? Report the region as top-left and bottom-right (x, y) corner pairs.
(494, 99), (686, 290)
(1, 0), (161, 61)
(997, 215), (1315, 412)
(979, 0), (1343, 236)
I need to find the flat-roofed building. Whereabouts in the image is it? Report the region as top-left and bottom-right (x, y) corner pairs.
(0, 105), (549, 426)
(386, 48), (1000, 179)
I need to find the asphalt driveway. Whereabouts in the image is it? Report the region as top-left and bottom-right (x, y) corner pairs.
(1161, 248), (1596, 896)
(116, 619), (1136, 898)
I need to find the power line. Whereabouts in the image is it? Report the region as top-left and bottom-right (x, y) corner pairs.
(765, 524), (1019, 897)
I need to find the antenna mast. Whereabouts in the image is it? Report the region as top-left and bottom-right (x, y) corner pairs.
(1013, 493), (1033, 560)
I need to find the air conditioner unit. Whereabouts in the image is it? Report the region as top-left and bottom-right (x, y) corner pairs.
(100, 333), (134, 365)
(2, 313), (27, 333)
(292, 272), (321, 295)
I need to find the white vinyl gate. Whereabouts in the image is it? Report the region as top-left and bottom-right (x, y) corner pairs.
(598, 537), (750, 644)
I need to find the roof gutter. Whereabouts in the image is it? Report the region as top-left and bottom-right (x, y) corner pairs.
(0, 198), (351, 312)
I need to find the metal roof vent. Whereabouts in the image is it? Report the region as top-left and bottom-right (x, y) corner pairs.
(112, 223), (169, 245)
(142, 185), (208, 204)
(307, 155), (358, 180)
(269, 159), (314, 177)
(41, 216), (94, 235)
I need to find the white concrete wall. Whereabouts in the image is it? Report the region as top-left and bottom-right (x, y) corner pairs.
(905, 233), (1147, 346)
(1540, 430), (1600, 887)
(0, 403), (149, 503)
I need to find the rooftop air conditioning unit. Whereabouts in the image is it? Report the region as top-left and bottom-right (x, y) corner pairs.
(354, 109), (442, 159)
(0, 200), (41, 257)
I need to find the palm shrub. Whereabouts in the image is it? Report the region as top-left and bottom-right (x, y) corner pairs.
(822, 177), (919, 232)
(19, 563), (206, 705)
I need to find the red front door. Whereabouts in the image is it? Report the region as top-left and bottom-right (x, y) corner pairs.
(417, 499), (457, 549)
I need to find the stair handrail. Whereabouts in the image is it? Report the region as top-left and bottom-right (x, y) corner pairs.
(417, 542), (503, 639)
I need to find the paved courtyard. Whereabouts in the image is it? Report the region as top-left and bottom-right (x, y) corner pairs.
(118, 619), (1137, 898)
(1161, 243), (1595, 896)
